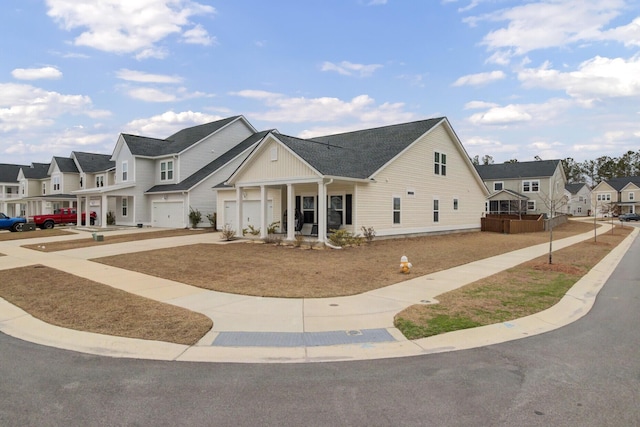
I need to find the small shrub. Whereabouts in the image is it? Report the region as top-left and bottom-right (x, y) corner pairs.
(221, 224), (236, 241)
(245, 224), (261, 236)
(361, 226), (376, 242)
(206, 212), (217, 230)
(188, 207), (202, 228)
(328, 229), (353, 247)
(106, 211), (116, 225)
(267, 221), (280, 235)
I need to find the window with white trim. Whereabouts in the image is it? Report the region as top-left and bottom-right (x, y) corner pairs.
(122, 161), (128, 182)
(433, 199), (440, 222)
(434, 152), (447, 176)
(522, 180), (539, 193)
(270, 146), (278, 161)
(122, 198), (128, 217)
(393, 197), (401, 224)
(160, 160), (173, 181)
(52, 175), (60, 191)
(96, 175), (104, 188)
(493, 182), (503, 191)
(597, 193), (611, 201)
(630, 192), (635, 201)
(527, 200), (536, 211)
(42, 182), (46, 195)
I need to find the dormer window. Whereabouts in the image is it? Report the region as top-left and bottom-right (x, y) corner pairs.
(160, 160), (174, 181)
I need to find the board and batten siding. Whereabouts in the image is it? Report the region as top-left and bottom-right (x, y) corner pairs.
(179, 119), (254, 181)
(236, 138), (318, 183)
(355, 125), (486, 236)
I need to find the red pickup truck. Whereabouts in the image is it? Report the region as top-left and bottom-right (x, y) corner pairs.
(31, 208), (97, 229)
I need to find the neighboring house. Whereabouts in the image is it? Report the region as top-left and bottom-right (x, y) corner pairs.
(216, 117), (489, 242)
(591, 176), (640, 217)
(475, 160), (567, 217)
(0, 163), (27, 217)
(16, 163), (51, 218)
(71, 151), (116, 224)
(74, 115), (260, 228)
(565, 183), (591, 217)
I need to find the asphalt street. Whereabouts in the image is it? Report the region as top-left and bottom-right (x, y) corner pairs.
(1, 226), (638, 427)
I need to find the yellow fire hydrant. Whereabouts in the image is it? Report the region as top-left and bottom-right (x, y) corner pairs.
(400, 255), (412, 274)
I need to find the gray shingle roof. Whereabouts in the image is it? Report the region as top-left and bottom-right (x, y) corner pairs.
(475, 160), (561, 180)
(53, 157), (79, 173)
(0, 163), (28, 183)
(275, 118), (444, 179)
(21, 163), (51, 179)
(123, 116), (241, 157)
(73, 151), (115, 173)
(603, 176), (640, 191)
(146, 130), (270, 193)
(565, 183), (588, 194)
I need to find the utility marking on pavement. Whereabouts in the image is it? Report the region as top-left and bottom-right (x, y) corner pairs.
(212, 328), (396, 347)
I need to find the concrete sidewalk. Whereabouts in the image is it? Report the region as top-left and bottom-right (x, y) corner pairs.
(0, 223), (637, 363)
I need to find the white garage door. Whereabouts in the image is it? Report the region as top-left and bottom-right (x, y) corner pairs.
(224, 200), (272, 230)
(153, 201), (184, 228)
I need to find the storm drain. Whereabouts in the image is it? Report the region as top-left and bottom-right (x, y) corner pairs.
(212, 328), (395, 347)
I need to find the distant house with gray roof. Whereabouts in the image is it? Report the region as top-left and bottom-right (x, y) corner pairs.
(474, 159), (567, 216)
(217, 117), (490, 242)
(591, 176), (640, 217)
(0, 163), (28, 217)
(565, 183), (591, 217)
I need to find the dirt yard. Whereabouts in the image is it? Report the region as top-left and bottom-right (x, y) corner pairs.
(93, 221), (600, 298)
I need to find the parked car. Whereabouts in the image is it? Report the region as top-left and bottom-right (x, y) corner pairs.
(619, 213), (640, 222)
(31, 208), (97, 229)
(0, 213), (26, 232)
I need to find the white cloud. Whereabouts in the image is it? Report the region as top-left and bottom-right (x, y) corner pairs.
(465, 0), (628, 63)
(464, 100), (500, 109)
(12, 66), (62, 80)
(467, 98), (572, 126)
(321, 61), (383, 77)
(368, 0), (387, 5)
(116, 69), (183, 83)
(45, 0), (215, 57)
(599, 16), (640, 47)
(123, 110), (224, 137)
(125, 86), (211, 102)
(0, 83), (109, 132)
(518, 55), (640, 101)
(182, 24), (216, 45)
(452, 70), (506, 86)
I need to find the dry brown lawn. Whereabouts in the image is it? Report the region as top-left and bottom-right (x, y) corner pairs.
(395, 226), (631, 339)
(22, 228), (215, 252)
(94, 221), (599, 298)
(0, 229), (74, 241)
(0, 265), (212, 345)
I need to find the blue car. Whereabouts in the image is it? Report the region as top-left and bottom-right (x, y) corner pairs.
(0, 213), (26, 232)
(619, 213), (640, 222)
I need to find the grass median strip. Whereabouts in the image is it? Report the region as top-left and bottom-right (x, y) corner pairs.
(0, 265), (212, 345)
(394, 227), (631, 339)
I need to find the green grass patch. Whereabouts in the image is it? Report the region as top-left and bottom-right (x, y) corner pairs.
(395, 314), (482, 339)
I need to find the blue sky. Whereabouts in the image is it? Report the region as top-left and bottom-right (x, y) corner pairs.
(1, 0), (639, 166)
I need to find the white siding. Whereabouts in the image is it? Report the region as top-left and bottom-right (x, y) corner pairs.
(236, 138), (318, 183)
(356, 125), (487, 236)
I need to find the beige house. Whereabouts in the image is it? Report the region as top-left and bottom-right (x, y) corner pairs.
(591, 176), (640, 217)
(216, 117), (489, 243)
(475, 160), (568, 217)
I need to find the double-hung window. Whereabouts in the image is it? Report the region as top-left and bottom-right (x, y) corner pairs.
(122, 161), (128, 182)
(393, 197), (401, 224)
(433, 199), (440, 222)
(52, 175), (60, 191)
(122, 198), (128, 217)
(434, 152), (447, 176)
(96, 175), (104, 187)
(523, 180), (539, 193)
(160, 160), (173, 181)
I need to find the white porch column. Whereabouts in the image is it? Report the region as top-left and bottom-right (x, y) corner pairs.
(235, 186), (243, 236)
(101, 194), (108, 228)
(76, 196), (82, 225)
(260, 185), (268, 239)
(317, 180), (326, 243)
(286, 183), (294, 241)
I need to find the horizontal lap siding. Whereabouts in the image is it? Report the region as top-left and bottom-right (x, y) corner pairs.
(238, 139), (317, 183)
(179, 120), (254, 181)
(356, 125), (485, 236)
